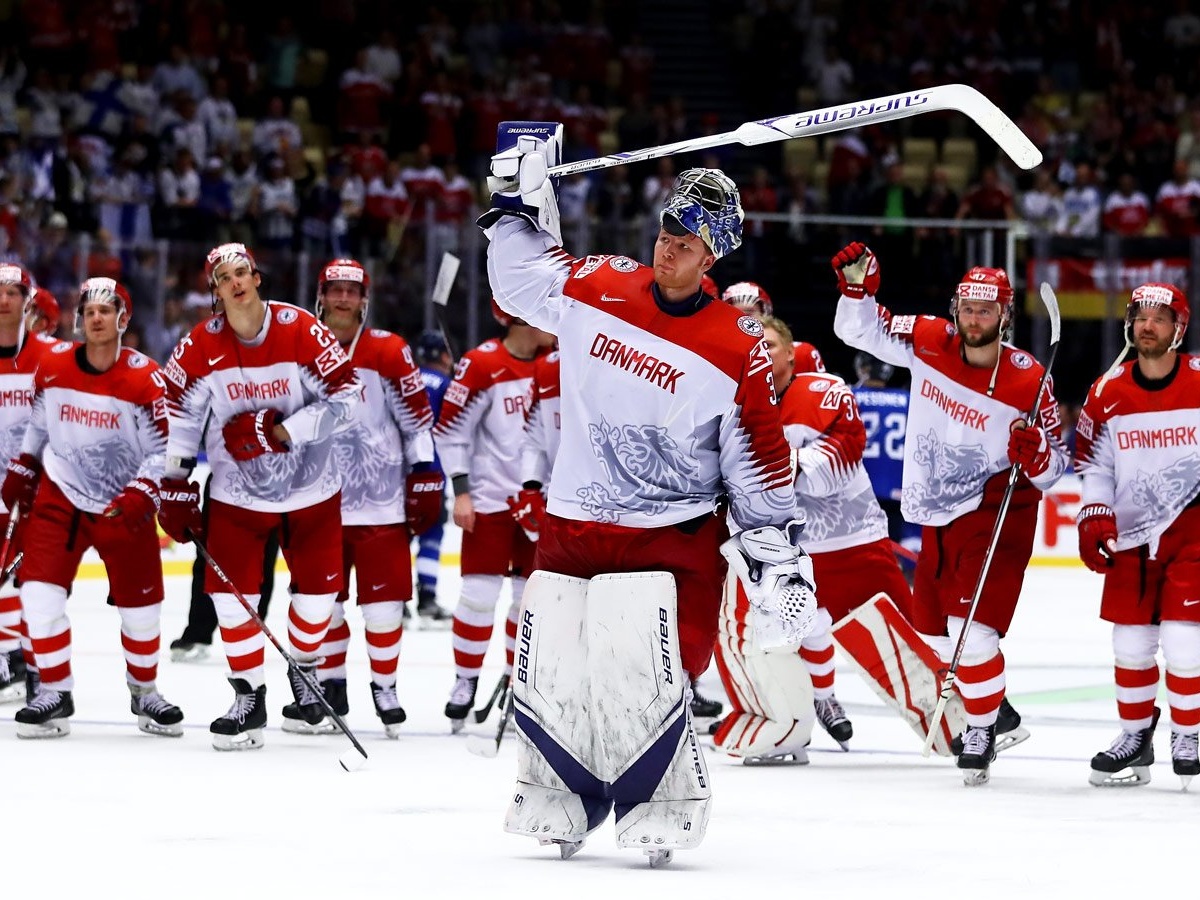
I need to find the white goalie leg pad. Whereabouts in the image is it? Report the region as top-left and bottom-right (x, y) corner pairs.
(585, 572), (711, 851)
(714, 571), (814, 760)
(831, 593), (967, 756)
(505, 570), (610, 844)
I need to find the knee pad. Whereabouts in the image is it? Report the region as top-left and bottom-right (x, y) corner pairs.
(211, 592), (259, 628)
(1160, 620), (1200, 672)
(1113, 623), (1161, 669)
(458, 574), (504, 616)
(946, 615), (999, 666)
(20, 582), (68, 634)
(361, 600), (403, 633)
(117, 603), (161, 637)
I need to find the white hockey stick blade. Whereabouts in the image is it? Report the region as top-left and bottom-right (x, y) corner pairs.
(431, 253), (460, 307)
(549, 84), (1041, 178)
(1039, 282), (1061, 345)
(466, 734), (501, 758)
(339, 748), (367, 772)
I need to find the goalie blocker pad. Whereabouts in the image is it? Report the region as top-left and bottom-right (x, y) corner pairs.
(713, 570), (815, 760)
(831, 593), (966, 756)
(506, 570), (711, 851)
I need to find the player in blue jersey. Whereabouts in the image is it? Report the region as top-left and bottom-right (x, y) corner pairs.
(413, 330), (453, 623)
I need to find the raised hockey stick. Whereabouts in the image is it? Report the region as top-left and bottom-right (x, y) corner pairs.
(549, 84), (1042, 177)
(921, 283), (1061, 757)
(472, 672), (510, 723)
(430, 251), (461, 364)
(192, 535), (369, 771)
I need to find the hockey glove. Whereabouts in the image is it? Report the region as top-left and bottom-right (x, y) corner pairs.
(1007, 422), (1051, 477)
(477, 128), (562, 245)
(1077, 504), (1117, 573)
(506, 488), (546, 542)
(720, 520), (818, 649)
(223, 409), (289, 461)
(831, 241), (881, 299)
(1, 453), (41, 512)
(158, 477), (204, 544)
(103, 477), (160, 526)
(405, 468), (446, 536)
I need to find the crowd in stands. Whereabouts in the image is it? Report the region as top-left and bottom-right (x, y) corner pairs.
(1, 2), (1200, 368)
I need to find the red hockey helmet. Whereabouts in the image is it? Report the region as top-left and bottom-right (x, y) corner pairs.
(0, 263), (33, 299)
(316, 258), (370, 321)
(75, 276), (132, 335)
(27, 287), (60, 335)
(722, 280), (773, 317)
(700, 274), (720, 299)
(1127, 281), (1189, 349)
(204, 242), (258, 287)
(491, 296), (518, 328)
(952, 266), (1014, 334)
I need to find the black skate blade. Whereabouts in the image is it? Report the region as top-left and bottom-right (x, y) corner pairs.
(1088, 765), (1151, 787)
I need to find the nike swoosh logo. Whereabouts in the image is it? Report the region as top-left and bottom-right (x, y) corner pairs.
(1103, 402), (1119, 414)
(1184, 599), (1200, 607)
(325, 573), (338, 581)
(598, 293), (625, 303)
(371, 583), (386, 591)
(919, 348), (937, 357)
(142, 587), (154, 594)
(208, 355), (227, 366)
(44, 375), (57, 383)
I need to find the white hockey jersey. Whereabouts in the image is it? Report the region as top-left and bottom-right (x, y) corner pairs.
(834, 294), (1066, 526)
(162, 302), (362, 513)
(1075, 354), (1200, 555)
(22, 343), (167, 513)
(334, 327), (435, 526)
(486, 218), (794, 530)
(0, 332), (62, 513)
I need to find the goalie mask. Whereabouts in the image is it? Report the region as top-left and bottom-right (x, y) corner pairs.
(316, 258), (370, 323)
(951, 266), (1014, 340)
(1126, 281), (1189, 350)
(74, 277), (132, 337)
(660, 168), (744, 260)
(722, 281), (773, 317)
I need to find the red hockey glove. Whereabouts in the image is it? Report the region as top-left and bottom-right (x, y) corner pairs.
(103, 477), (160, 526)
(405, 469), (446, 536)
(158, 477), (203, 544)
(506, 488), (546, 542)
(1077, 504), (1117, 573)
(831, 241), (880, 299)
(1, 453), (41, 512)
(1007, 422), (1051, 477)
(223, 409), (288, 461)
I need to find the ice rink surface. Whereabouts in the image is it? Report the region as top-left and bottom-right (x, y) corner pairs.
(6, 564), (1194, 898)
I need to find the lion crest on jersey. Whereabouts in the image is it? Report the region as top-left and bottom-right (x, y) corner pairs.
(1126, 455), (1200, 545)
(583, 417), (699, 520)
(221, 442), (337, 504)
(64, 436), (142, 500)
(903, 429), (992, 519)
(331, 425), (405, 512)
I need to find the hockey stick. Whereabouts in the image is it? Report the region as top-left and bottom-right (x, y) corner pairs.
(890, 540), (918, 565)
(472, 672), (510, 724)
(467, 677), (514, 758)
(921, 283), (1061, 757)
(430, 251), (461, 364)
(192, 535), (369, 771)
(549, 84), (1042, 177)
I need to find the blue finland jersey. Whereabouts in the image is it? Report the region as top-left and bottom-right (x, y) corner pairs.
(422, 365), (451, 471)
(852, 385), (908, 503)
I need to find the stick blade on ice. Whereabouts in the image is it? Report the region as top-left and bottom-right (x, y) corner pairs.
(340, 748), (368, 772)
(467, 735), (500, 758)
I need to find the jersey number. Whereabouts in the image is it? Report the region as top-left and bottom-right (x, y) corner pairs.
(861, 411), (905, 460)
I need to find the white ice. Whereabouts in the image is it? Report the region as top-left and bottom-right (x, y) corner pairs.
(5, 565), (1193, 898)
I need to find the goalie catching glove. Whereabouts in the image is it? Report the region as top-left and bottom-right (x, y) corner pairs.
(477, 121), (563, 246)
(720, 520), (818, 649)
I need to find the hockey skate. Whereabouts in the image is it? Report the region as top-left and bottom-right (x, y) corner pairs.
(951, 696), (1028, 755)
(15, 687), (73, 738)
(1170, 729), (1199, 790)
(371, 681), (406, 738)
(168, 637), (210, 663)
(688, 680), (724, 728)
(0, 648), (27, 703)
(282, 676), (345, 735)
(282, 661), (327, 728)
(445, 675), (478, 733)
(416, 588), (452, 629)
(130, 684), (184, 737)
(815, 696), (853, 750)
(1089, 708), (1159, 787)
(956, 724), (996, 786)
(211, 677), (266, 750)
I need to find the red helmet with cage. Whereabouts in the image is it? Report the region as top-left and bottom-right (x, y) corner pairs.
(952, 266), (1014, 332)
(722, 280), (773, 317)
(75, 276), (132, 335)
(27, 287), (60, 335)
(491, 296), (523, 328)
(0, 263), (33, 299)
(204, 242), (258, 287)
(1127, 282), (1189, 348)
(316, 258), (370, 321)
(700, 274), (720, 299)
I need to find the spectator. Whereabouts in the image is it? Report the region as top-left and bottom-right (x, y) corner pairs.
(364, 29), (403, 85)
(264, 15), (304, 98)
(741, 165), (781, 273)
(1021, 170), (1065, 232)
(1155, 158), (1200, 237)
(1102, 172), (1151, 236)
(197, 157), (233, 244)
(197, 76), (240, 157)
(86, 228), (123, 283)
(227, 149), (259, 245)
(30, 211), (75, 302)
(363, 159), (409, 257)
(400, 143), (446, 223)
(338, 49), (393, 141)
(93, 147), (153, 246)
(814, 44), (855, 105)
(157, 148), (200, 239)
(419, 71), (463, 162)
(252, 155), (298, 250)
(152, 44), (206, 103)
(1057, 161), (1102, 237)
(955, 164), (1017, 223)
(251, 95), (302, 162)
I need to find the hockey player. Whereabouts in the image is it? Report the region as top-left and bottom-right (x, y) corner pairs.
(156, 242), (362, 751)
(412, 329), (454, 624)
(286, 258), (441, 737)
(0, 267), (64, 704)
(26, 286), (60, 336)
(4, 277), (184, 738)
(507, 347), (560, 545)
(1075, 282), (1200, 788)
(434, 299), (553, 730)
(831, 241), (1066, 784)
(722, 280), (825, 373)
(714, 316), (913, 760)
(481, 125), (816, 864)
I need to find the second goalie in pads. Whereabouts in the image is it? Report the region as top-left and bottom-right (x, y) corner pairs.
(480, 124), (815, 864)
